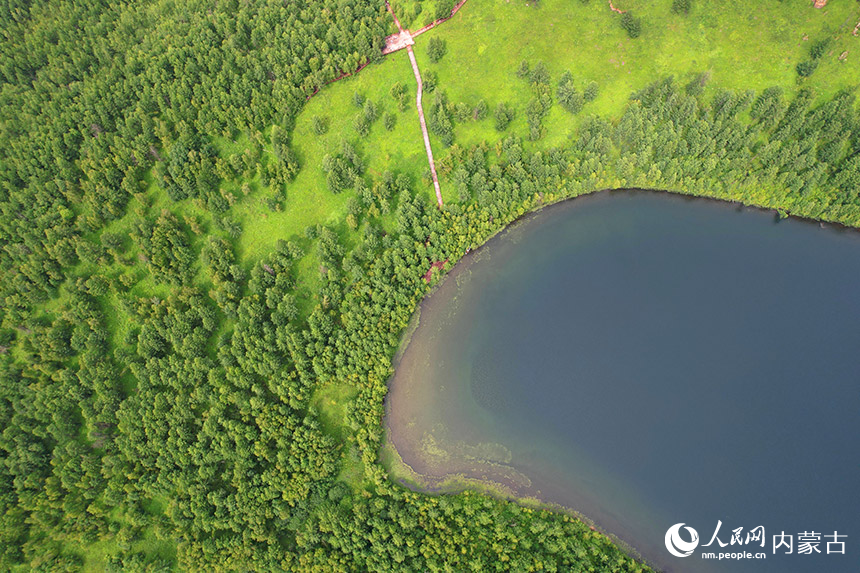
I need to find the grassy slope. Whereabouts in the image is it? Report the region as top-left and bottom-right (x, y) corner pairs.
(232, 0), (860, 287)
(227, 50), (430, 312)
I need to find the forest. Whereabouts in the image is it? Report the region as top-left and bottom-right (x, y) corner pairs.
(1, 0), (859, 570)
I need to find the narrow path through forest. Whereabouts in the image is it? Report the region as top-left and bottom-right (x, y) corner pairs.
(385, 0), (446, 207)
(406, 45), (443, 207)
(386, 0), (405, 32)
(308, 0), (473, 208)
(608, 0), (625, 15)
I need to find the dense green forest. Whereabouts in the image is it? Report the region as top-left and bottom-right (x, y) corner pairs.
(1, 0), (859, 570)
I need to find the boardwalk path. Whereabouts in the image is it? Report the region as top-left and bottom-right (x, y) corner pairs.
(385, 0), (447, 208)
(406, 45), (443, 207)
(307, 1), (472, 208)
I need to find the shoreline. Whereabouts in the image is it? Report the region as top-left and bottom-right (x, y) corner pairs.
(405, 186), (860, 315)
(379, 439), (649, 565)
(381, 186), (860, 571)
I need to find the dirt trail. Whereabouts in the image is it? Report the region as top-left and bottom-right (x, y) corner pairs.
(386, 0), (444, 207)
(316, 0), (474, 206)
(406, 45), (443, 208)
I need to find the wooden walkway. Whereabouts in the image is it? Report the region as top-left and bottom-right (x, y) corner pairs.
(382, 0), (470, 49)
(316, 0), (475, 208)
(406, 45), (443, 207)
(382, 30), (414, 54)
(386, 0), (446, 207)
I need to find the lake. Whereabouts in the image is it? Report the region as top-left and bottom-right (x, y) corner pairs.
(385, 190), (860, 572)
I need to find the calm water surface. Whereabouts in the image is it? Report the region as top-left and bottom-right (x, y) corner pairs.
(386, 191), (860, 572)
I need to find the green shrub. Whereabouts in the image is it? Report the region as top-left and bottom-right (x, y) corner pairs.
(621, 11), (642, 38)
(810, 38), (831, 60)
(583, 81), (600, 102)
(473, 99), (488, 120)
(796, 60), (818, 77)
(671, 0), (691, 15)
(383, 112), (396, 131)
(516, 60), (530, 79)
(427, 37), (447, 63)
(311, 115), (329, 135)
(423, 70), (438, 93)
(390, 82), (409, 111)
(353, 112), (370, 136)
(494, 102), (515, 131)
(558, 73), (584, 114)
(363, 100), (377, 123)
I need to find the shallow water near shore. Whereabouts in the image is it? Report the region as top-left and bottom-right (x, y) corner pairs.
(386, 190), (860, 572)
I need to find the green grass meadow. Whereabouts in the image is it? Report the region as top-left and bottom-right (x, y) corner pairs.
(234, 51), (430, 264)
(415, 0), (859, 146)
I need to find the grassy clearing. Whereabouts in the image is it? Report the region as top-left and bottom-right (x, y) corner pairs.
(311, 381), (375, 490)
(415, 0), (860, 152)
(73, 529), (177, 572)
(402, 0), (859, 210)
(224, 49), (433, 305)
(312, 381), (359, 443)
(233, 51), (430, 265)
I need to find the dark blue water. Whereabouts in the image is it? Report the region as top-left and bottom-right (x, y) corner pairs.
(387, 191), (860, 572)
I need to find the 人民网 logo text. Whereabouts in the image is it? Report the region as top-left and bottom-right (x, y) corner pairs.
(664, 521), (847, 561)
